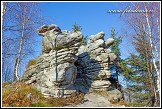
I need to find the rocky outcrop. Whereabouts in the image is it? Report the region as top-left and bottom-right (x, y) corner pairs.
(22, 24), (83, 97)
(22, 24), (122, 101)
(75, 93), (115, 107)
(74, 32), (117, 92)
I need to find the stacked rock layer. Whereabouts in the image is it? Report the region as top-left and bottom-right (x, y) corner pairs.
(22, 24), (121, 99)
(75, 32), (117, 92)
(22, 24), (83, 97)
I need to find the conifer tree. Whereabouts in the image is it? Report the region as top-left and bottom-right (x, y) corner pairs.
(120, 25), (158, 107)
(109, 28), (122, 89)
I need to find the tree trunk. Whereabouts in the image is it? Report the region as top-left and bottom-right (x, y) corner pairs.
(144, 4), (159, 106)
(2, 2), (7, 28)
(146, 16), (158, 107)
(13, 23), (25, 81)
(13, 58), (19, 81)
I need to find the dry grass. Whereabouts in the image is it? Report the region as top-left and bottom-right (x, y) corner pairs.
(2, 82), (43, 107)
(2, 81), (12, 88)
(93, 90), (109, 97)
(42, 92), (85, 107)
(110, 99), (132, 107)
(2, 82), (84, 107)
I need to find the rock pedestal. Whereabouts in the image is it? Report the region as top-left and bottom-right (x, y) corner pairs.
(22, 24), (83, 97)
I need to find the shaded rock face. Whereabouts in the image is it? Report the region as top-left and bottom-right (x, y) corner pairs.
(22, 24), (122, 100)
(74, 32), (117, 92)
(22, 24), (83, 97)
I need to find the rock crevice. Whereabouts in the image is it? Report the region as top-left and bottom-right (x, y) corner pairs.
(22, 24), (122, 100)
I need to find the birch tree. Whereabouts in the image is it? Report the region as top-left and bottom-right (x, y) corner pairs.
(2, 2), (43, 81)
(121, 2), (160, 106)
(143, 3), (160, 99)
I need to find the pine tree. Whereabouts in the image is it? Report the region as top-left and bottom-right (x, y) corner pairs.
(109, 28), (122, 89)
(72, 22), (82, 32)
(120, 25), (158, 107)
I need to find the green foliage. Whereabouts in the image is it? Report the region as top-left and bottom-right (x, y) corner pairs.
(72, 22), (87, 45)
(109, 27), (158, 106)
(121, 54), (154, 107)
(72, 22), (82, 32)
(80, 35), (88, 45)
(109, 28), (123, 88)
(26, 59), (36, 68)
(119, 33), (156, 106)
(110, 28), (122, 58)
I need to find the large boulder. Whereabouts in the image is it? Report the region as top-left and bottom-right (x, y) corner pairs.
(38, 24), (82, 53)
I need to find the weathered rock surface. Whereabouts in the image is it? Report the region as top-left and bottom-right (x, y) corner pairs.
(74, 32), (117, 92)
(38, 24), (82, 53)
(65, 91), (123, 107)
(22, 24), (122, 102)
(22, 24), (83, 97)
(75, 93), (114, 107)
(107, 89), (123, 102)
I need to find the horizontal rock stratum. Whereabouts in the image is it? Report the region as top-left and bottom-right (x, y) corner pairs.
(22, 24), (122, 101)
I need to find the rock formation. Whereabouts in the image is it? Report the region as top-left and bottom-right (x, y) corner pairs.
(23, 24), (83, 97)
(74, 32), (117, 92)
(22, 24), (122, 101)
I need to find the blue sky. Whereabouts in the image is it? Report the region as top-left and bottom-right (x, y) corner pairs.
(39, 2), (127, 36)
(34, 2), (132, 60)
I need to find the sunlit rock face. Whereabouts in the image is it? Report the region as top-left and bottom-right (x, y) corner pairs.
(22, 24), (83, 97)
(22, 24), (121, 100)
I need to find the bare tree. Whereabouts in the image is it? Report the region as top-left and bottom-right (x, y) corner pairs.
(121, 2), (160, 106)
(2, 2), (44, 81)
(143, 4), (160, 105)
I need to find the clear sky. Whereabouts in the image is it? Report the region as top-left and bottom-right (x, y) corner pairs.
(34, 2), (132, 60)
(39, 2), (123, 35)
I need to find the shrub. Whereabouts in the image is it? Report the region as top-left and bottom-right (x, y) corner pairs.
(72, 22), (82, 32)
(26, 59), (36, 68)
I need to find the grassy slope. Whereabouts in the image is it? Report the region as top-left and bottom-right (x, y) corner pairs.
(2, 82), (84, 107)
(2, 82), (131, 107)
